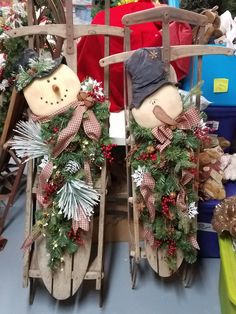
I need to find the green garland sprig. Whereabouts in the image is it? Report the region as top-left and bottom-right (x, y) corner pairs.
(35, 99), (111, 270)
(129, 108), (201, 271)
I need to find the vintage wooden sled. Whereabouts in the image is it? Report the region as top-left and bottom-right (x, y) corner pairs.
(5, 0), (124, 305)
(100, 6), (236, 288)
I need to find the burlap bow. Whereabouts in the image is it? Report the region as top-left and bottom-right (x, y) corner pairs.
(152, 107), (200, 152)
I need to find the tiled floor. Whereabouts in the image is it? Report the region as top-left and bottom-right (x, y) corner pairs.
(0, 192), (221, 314)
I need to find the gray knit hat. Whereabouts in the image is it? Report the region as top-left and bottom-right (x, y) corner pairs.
(125, 47), (173, 108)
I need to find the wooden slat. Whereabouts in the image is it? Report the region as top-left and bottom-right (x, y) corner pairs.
(145, 242), (158, 273)
(122, 6), (207, 26)
(36, 237), (53, 295)
(65, 0), (74, 55)
(23, 160), (34, 288)
(52, 253), (73, 300)
(99, 45), (236, 67)
(158, 248), (183, 278)
(5, 24), (124, 40)
(72, 222), (93, 295)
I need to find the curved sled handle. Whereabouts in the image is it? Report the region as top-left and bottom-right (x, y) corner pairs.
(122, 7), (207, 27)
(5, 24), (124, 40)
(99, 45), (236, 67)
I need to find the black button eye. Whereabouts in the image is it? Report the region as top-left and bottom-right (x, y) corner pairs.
(53, 77), (57, 80)
(47, 79), (50, 83)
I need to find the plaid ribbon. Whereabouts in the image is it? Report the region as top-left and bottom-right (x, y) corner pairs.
(84, 161), (93, 186)
(152, 107), (200, 152)
(53, 102), (101, 157)
(176, 168), (195, 212)
(152, 125), (173, 152)
(143, 226), (155, 247)
(37, 161), (54, 207)
(73, 207), (90, 232)
(34, 98), (101, 230)
(176, 187), (187, 212)
(189, 235), (200, 250)
(140, 172), (156, 222)
(175, 107), (200, 130)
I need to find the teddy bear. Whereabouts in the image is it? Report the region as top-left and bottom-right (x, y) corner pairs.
(221, 153), (236, 181)
(199, 147), (226, 200)
(192, 6), (224, 44)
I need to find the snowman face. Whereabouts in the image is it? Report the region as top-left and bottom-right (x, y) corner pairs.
(23, 64), (81, 116)
(132, 85), (183, 129)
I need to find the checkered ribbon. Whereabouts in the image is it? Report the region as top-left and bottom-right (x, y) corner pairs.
(84, 161), (93, 186)
(143, 226), (155, 247)
(37, 161), (54, 207)
(53, 102), (101, 157)
(176, 187), (187, 212)
(176, 169), (195, 212)
(152, 107), (200, 152)
(189, 235), (200, 250)
(175, 107), (200, 130)
(152, 125), (173, 152)
(140, 172), (156, 222)
(73, 207), (90, 232)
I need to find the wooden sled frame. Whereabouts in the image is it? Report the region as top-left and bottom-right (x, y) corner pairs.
(5, 1), (125, 305)
(0, 0), (66, 250)
(100, 6), (236, 289)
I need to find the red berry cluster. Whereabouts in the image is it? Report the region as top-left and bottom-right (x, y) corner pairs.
(152, 239), (163, 249)
(137, 152), (157, 161)
(161, 195), (176, 219)
(53, 126), (59, 133)
(68, 229), (84, 246)
(167, 240), (177, 256)
(190, 155), (197, 163)
(194, 126), (211, 143)
(101, 144), (117, 163)
(43, 182), (58, 204)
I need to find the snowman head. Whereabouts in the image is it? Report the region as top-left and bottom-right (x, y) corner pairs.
(16, 49), (81, 116)
(126, 47), (183, 129)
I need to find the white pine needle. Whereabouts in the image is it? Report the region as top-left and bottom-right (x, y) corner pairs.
(57, 179), (100, 221)
(10, 119), (49, 162)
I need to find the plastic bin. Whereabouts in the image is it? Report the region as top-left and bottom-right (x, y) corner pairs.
(168, 0), (179, 7)
(219, 235), (236, 314)
(182, 52), (236, 105)
(198, 182), (236, 257)
(205, 105), (236, 153)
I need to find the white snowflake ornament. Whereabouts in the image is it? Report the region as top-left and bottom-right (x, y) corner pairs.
(132, 166), (147, 187)
(188, 202), (198, 219)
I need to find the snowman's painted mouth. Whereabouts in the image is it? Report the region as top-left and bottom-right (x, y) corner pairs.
(41, 89), (69, 106)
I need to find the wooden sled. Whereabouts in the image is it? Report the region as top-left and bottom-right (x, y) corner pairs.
(6, 1), (124, 304)
(100, 6), (236, 288)
(0, 0), (66, 250)
(0, 89), (28, 250)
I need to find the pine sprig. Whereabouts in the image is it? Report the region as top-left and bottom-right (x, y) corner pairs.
(130, 96), (201, 270)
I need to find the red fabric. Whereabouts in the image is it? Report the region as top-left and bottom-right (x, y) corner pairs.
(77, 1), (192, 112)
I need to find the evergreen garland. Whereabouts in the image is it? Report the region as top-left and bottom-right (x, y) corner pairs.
(129, 90), (204, 271)
(36, 96), (111, 270)
(12, 77), (112, 270)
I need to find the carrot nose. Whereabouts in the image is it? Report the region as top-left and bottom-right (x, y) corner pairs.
(52, 84), (60, 94)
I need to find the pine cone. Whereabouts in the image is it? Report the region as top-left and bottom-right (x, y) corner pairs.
(212, 196), (236, 237)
